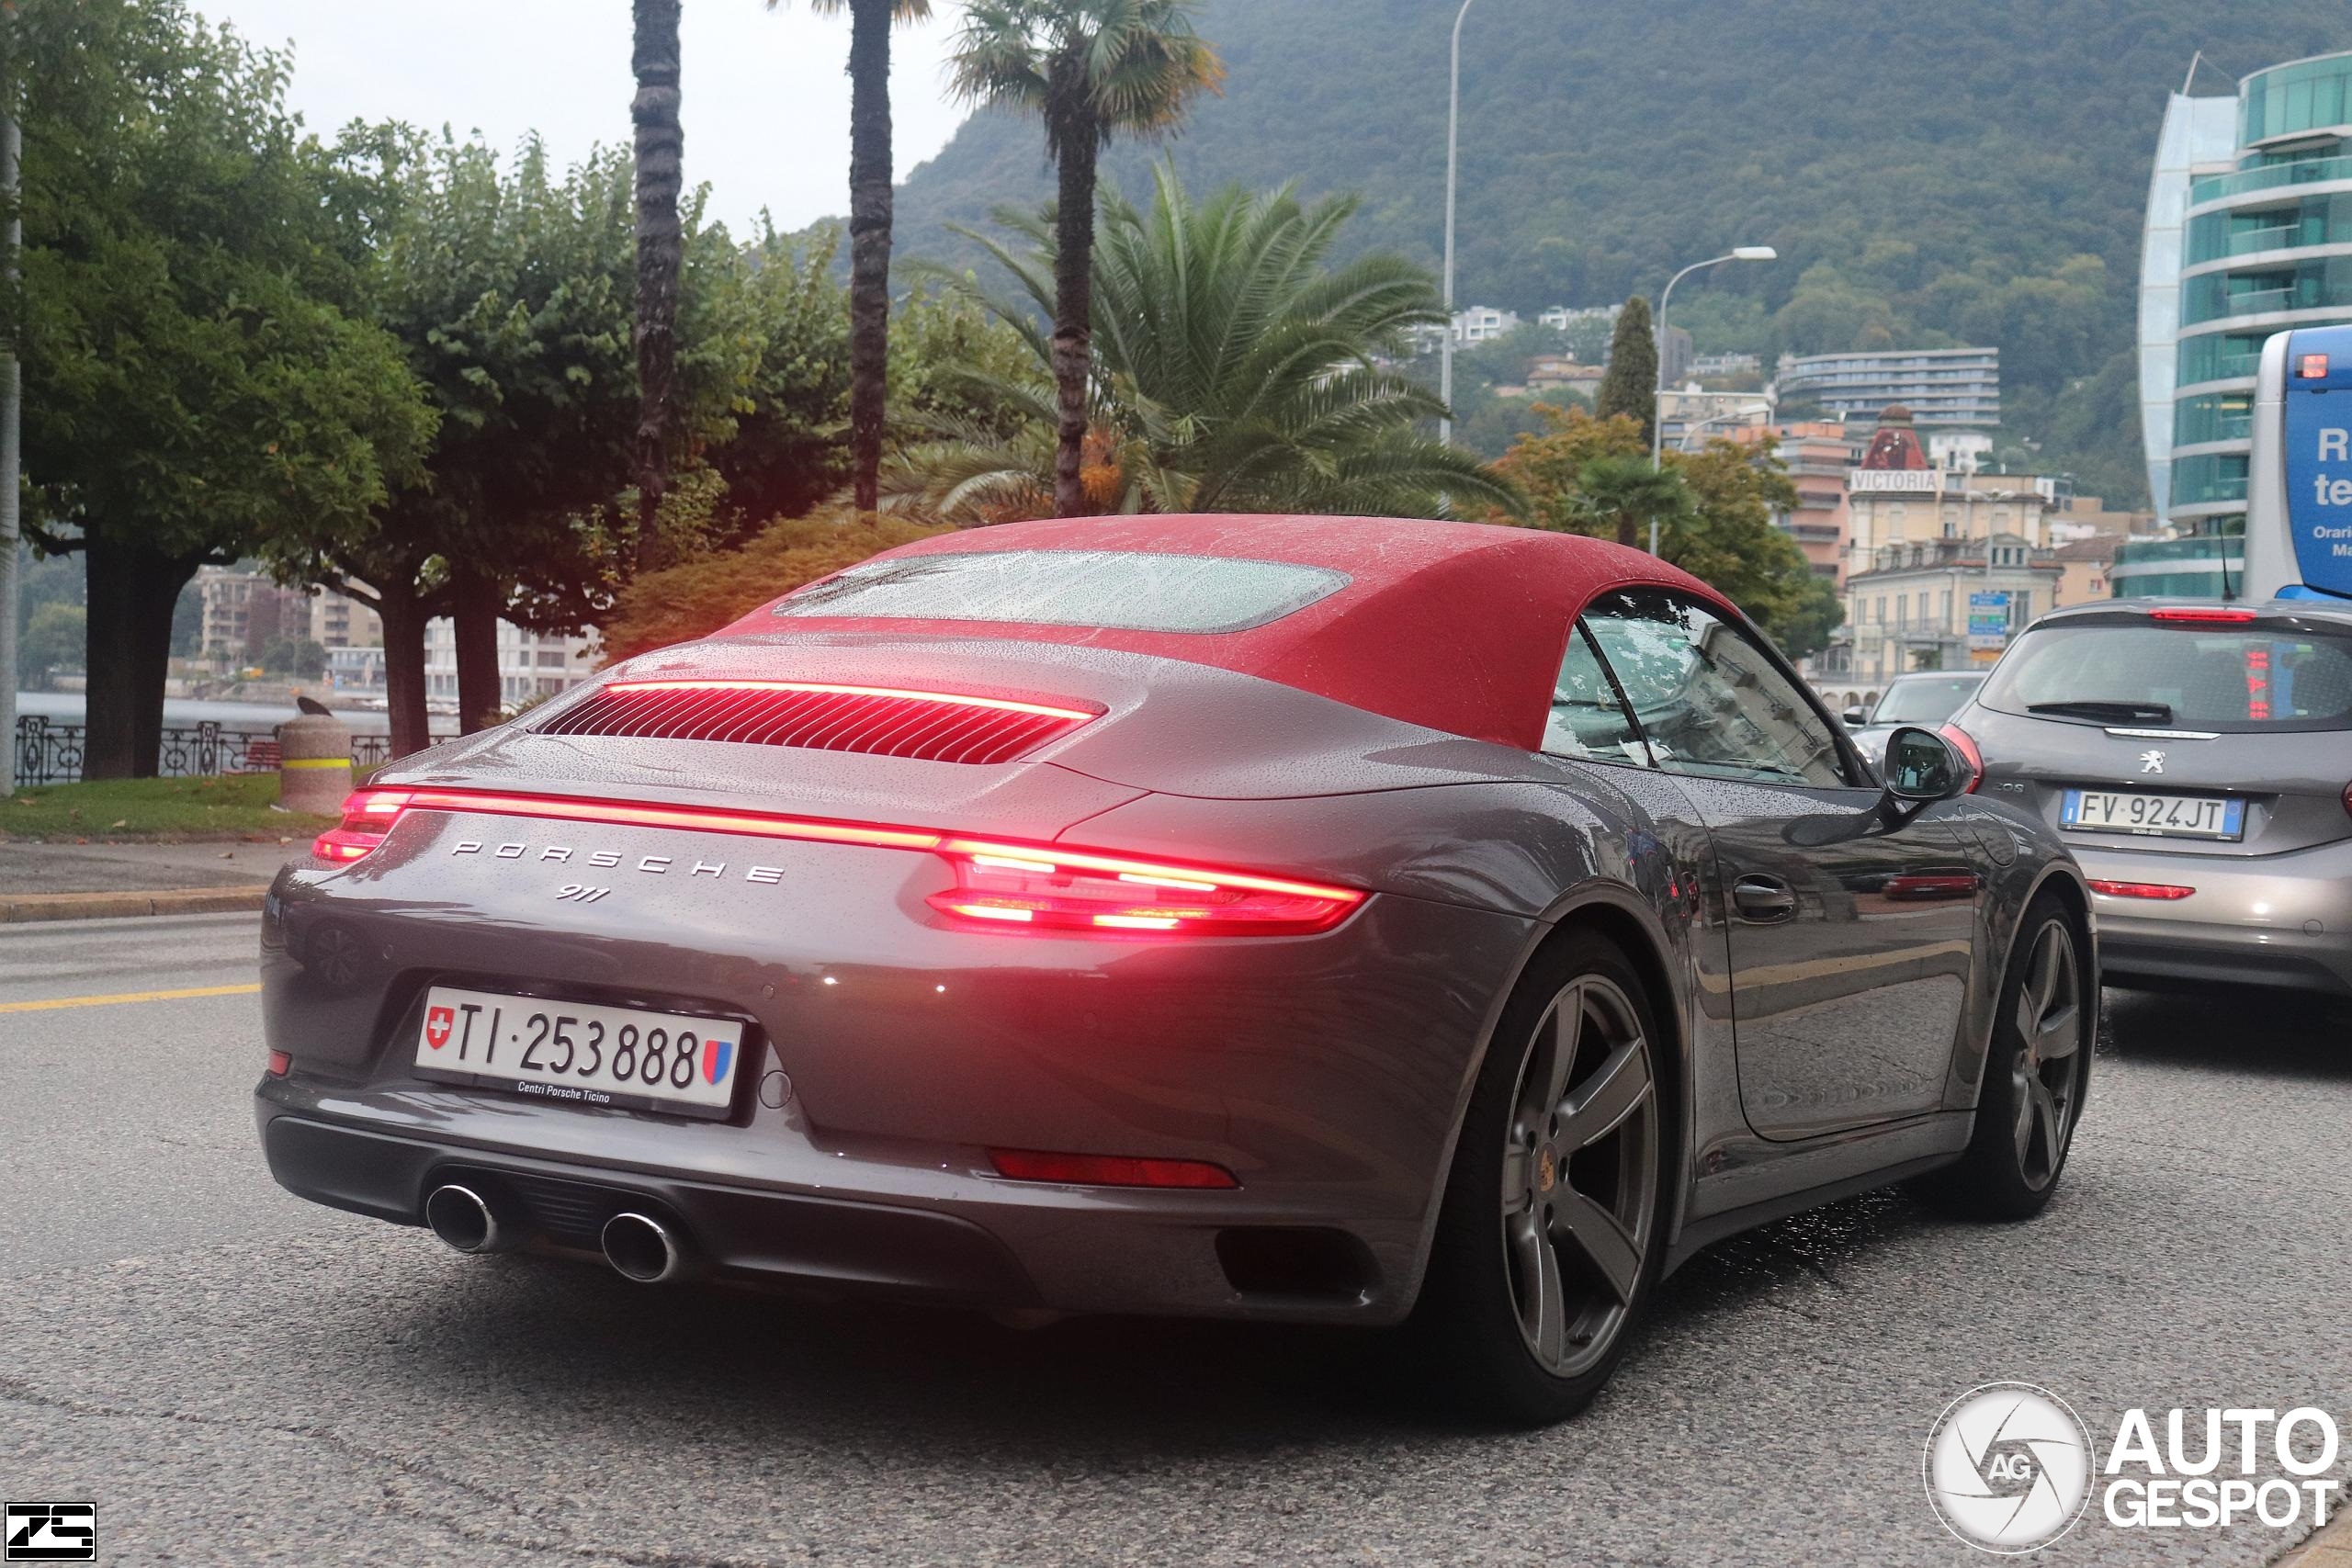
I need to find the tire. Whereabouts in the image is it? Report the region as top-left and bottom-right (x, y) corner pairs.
(1917, 890), (2092, 1221)
(1412, 929), (1671, 1426)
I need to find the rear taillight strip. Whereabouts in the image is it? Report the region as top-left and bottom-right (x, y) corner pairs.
(311, 787), (1365, 938)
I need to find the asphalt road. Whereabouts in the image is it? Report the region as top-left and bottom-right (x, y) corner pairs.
(4, 913), (2349, 1567)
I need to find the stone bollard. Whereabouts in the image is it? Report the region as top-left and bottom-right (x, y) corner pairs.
(278, 712), (354, 815)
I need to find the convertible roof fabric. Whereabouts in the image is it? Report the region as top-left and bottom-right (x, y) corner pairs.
(719, 514), (1729, 750)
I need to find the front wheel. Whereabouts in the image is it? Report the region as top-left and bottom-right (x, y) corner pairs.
(1413, 931), (1669, 1426)
(1918, 891), (2091, 1220)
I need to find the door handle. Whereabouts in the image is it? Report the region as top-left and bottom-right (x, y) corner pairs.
(1732, 875), (1798, 922)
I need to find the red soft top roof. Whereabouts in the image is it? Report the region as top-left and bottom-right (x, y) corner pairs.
(715, 513), (1729, 750)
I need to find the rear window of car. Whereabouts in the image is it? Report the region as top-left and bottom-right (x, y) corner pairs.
(1870, 675), (1983, 726)
(775, 549), (1350, 634)
(1979, 622), (2352, 733)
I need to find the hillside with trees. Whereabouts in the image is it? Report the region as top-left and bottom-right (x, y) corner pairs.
(891, 0), (2352, 504)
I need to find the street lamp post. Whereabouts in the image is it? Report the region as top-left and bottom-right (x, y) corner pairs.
(1648, 245), (1777, 551)
(1438, 0), (1475, 448)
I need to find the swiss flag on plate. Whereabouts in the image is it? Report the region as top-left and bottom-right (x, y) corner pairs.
(424, 1006), (455, 1049)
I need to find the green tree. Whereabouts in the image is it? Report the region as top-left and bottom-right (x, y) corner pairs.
(629, 0), (684, 570)
(322, 130), (842, 751)
(894, 166), (1512, 520)
(19, 601), (84, 688)
(1661, 435), (1839, 657)
(17, 3), (435, 776)
(772, 0), (934, 515)
(950, 0), (1223, 517)
(1489, 405), (1648, 532)
(258, 633), (327, 680)
(1489, 408), (1836, 654)
(1573, 455), (1692, 551)
(1594, 296), (1657, 446)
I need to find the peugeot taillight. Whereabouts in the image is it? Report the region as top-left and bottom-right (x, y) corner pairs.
(927, 840), (1363, 937)
(311, 788), (413, 863)
(1937, 723), (1984, 795)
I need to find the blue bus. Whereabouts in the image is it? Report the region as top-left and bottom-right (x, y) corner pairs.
(2245, 321), (2352, 602)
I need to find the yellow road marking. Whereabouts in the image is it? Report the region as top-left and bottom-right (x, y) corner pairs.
(0, 982), (263, 1014)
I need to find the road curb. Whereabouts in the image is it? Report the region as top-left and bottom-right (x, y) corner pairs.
(0, 887), (269, 923)
(2279, 1505), (2352, 1566)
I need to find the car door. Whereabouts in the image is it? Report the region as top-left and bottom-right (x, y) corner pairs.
(1580, 588), (1981, 1141)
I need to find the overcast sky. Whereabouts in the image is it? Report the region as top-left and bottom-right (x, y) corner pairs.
(202, 1), (974, 234)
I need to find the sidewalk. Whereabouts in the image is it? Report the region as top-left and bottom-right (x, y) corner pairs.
(0, 840), (303, 921)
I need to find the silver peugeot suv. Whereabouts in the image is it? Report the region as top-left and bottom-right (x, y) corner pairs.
(1946, 598), (2352, 999)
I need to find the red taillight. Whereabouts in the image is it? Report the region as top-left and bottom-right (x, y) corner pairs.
(2148, 606), (2258, 624)
(927, 840), (1363, 936)
(311, 787), (413, 863)
(305, 786), (1365, 938)
(988, 1148), (1239, 1190)
(2087, 880), (2196, 900)
(2342, 781), (2352, 821)
(266, 1049), (292, 1076)
(1937, 723), (1984, 794)
(2301, 353), (2330, 379)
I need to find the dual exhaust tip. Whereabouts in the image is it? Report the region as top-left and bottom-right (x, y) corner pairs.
(423, 1183), (686, 1283)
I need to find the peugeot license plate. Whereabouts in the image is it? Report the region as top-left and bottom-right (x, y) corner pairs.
(2059, 788), (2245, 841)
(413, 985), (746, 1119)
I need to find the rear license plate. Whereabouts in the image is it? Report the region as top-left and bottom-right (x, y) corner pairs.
(2059, 788), (2245, 840)
(413, 985), (746, 1119)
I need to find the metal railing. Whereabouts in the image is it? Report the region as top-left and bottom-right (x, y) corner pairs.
(14, 716), (397, 787)
(2190, 155), (2352, 208)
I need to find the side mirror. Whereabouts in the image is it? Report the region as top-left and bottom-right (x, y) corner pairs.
(1841, 705), (1867, 727)
(1882, 726), (1968, 803)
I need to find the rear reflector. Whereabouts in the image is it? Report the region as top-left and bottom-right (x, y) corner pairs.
(989, 1149), (1239, 1189)
(266, 1050), (292, 1077)
(535, 680), (1102, 765)
(311, 787), (1366, 939)
(2086, 880), (2196, 900)
(2148, 606), (2258, 624)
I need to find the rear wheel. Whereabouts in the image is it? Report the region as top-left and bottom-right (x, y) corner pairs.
(1919, 892), (2090, 1220)
(1414, 931), (1668, 1425)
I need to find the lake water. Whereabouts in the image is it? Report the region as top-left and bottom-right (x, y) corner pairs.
(12, 693), (458, 738)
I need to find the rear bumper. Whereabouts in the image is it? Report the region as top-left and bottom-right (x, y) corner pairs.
(257, 1098), (1403, 1322)
(2076, 841), (2352, 998)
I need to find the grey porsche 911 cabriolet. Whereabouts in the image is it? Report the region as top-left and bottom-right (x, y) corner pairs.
(256, 513), (2094, 1423)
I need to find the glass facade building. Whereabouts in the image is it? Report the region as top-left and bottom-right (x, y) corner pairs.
(2143, 52), (2352, 546)
(1775, 347), (2000, 426)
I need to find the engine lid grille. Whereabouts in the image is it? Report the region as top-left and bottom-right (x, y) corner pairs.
(534, 680), (1102, 765)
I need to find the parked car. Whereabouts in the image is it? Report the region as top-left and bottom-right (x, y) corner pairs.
(1843, 671), (1986, 756)
(1945, 597), (2352, 999)
(256, 514), (2095, 1425)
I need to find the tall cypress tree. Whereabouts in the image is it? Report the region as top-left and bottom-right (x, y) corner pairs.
(1595, 295), (1657, 448)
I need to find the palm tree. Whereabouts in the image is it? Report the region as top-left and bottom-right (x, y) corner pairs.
(771, 0), (933, 515)
(630, 0), (684, 570)
(950, 0), (1224, 518)
(890, 165), (1516, 520)
(1572, 454), (1690, 549)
